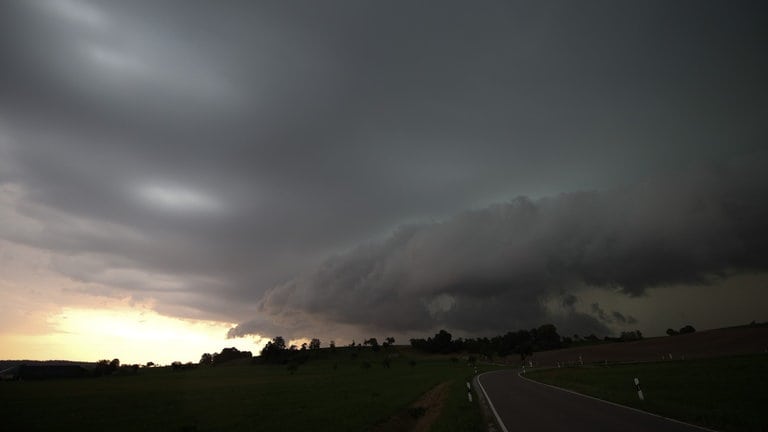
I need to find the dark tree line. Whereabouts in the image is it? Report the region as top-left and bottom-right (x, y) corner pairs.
(199, 347), (253, 366)
(258, 336), (323, 364)
(198, 323), (653, 369)
(94, 358), (121, 375)
(254, 335), (395, 364)
(93, 358), (139, 376)
(411, 325), (562, 358)
(620, 330), (643, 341)
(666, 325), (696, 336)
(410, 325), (561, 360)
(409, 324), (644, 360)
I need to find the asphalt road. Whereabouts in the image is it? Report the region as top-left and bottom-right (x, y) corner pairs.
(476, 369), (711, 432)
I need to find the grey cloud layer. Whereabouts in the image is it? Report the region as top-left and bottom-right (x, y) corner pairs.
(230, 157), (768, 338)
(1, 1), (767, 336)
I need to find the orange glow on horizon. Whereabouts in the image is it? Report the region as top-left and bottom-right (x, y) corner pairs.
(0, 306), (266, 365)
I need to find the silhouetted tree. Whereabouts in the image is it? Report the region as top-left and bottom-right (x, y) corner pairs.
(382, 337), (395, 349)
(517, 341), (533, 363)
(273, 336), (287, 350)
(433, 330), (453, 353)
(309, 338), (321, 350)
(364, 338), (380, 352)
(212, 347), (252, 365)
(411, 329), (468, 354)
(200, 353), (213, 365)
(535, 324), (562, 350)
(666, 328), (679, 336)
(95, 359), (117, 376)
(679, 325), (696, 334)
(620, 330), (643, 341)
(260, 336), (287, 363)
(409, 338), (428, 350)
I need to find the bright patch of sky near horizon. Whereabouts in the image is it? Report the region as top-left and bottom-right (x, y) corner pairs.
(0, 306), (265, 365)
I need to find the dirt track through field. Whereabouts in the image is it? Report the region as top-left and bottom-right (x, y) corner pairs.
(371, 382), (449, 432)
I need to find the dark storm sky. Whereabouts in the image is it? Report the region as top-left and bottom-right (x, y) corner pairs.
(1, 0), (767, 341)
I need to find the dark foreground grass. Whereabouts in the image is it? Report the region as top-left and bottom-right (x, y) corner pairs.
(526, 354), (768, 432)
(0, 349), (494, 432)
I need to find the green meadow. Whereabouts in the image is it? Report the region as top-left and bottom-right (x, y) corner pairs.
(0, 348), (492, 432)
(526, 354), (768, 432)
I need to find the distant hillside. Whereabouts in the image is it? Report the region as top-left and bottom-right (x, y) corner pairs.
(519, 325), (768, 367)
(0, 360), (95, 372)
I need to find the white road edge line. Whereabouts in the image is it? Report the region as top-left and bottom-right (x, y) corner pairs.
(517, 371), (719, 432)
(475, 371), (510, 432)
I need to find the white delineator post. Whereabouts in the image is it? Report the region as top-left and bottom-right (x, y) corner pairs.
(634, 377), (644, 400)
(467, 381), (473, 402)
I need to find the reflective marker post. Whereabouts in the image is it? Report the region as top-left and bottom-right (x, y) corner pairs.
(634, 377), (644, 401)
(467, 381), (473, 402)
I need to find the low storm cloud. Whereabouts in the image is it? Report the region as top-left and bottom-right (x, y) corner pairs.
(230, 158), (768, 339)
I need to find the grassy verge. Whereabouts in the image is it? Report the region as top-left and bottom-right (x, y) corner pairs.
(0, 349), (498, 431)
(526, 354), (768, 432)
(430, 374), (486, 432)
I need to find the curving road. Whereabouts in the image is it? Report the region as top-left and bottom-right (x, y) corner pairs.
(476, 369), (712, 432)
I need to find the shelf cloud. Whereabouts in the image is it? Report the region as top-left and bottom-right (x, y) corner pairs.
(230, 156), (768, 338)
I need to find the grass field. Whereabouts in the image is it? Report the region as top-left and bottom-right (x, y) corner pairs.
(526, 354), (768, 432)
(0, 348), (492, 432)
